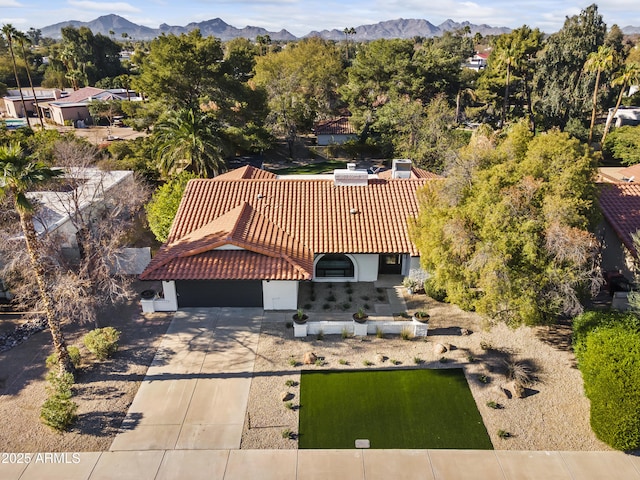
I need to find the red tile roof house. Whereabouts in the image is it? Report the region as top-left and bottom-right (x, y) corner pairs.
(139, 160), (436, 312)
(314, 117), (357, 146)
(598, 182), (640, 308)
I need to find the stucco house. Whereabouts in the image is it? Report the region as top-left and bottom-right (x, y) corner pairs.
(140, 160), (436, 311)
(3, 88), (63, 118)
(314, 117), (357, 146)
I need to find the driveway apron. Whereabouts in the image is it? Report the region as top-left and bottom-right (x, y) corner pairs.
(110, 308), (262, 451)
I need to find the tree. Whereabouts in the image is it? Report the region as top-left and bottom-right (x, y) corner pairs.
(343, 27), (356, 60)
(2, 24), (30, 127)
(601, 62), (640, 145)
(13, 30), (45, 128)
(146, 172), (198, 243)
(253, 38), (344, 158)
(584, 45), (615, 144)
(0, 143), (73, 375)
(152, 108), (226, 177)
(533, 4), (607, 130)
(411, 123), (600, 325)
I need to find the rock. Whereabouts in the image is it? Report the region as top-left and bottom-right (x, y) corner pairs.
(504, 380), (525, 399)
(376, 354), (387, 363)
(281, 391), (293, 402)
(303, 352), (317, 365)
(433, 343), (448, 354)
(460, 328), (471, 336)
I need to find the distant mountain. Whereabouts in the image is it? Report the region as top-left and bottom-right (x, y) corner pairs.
(39, 14), (511, 42)
(622, 25), (640, 34)
(308, 18), (510, 40)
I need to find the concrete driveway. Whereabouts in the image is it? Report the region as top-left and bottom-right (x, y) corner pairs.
(109, 308), (262, 451)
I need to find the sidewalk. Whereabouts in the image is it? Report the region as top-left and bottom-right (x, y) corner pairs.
(5, 449), (640, 479)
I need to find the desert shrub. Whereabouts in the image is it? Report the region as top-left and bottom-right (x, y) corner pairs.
(284, 401), (294, 410)
(40, 372), (77, 432)
(376, 327), (385, 338)
(46, 346), (81, 370)
(573, 310), (640, 451)
(400, 328), (413, 340)
(363, 360), (373, 366)
(341, 328), (349, 339)
(282, 428), (294, 439)
(497, 429), (511, 439)
(413, 357), (423, 365)
(504, 359), (534, 386)
(338, 359), (348, 365)
(316, 330), (324, 341)
(83, 327), (121, 360)
(285, 380), (296, 387)
(486, 401), (501, 409)
(423, 278), (447, 302)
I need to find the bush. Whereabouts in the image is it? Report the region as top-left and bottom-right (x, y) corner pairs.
(83, 327), (121, 360)
(46, 346), (81, 370)
(423, 278), (447, 302)
(573, 310), (640, 450)
(40, 372), (77, 432)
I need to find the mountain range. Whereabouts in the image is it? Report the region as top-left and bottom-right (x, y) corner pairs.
(40, 14), (513, 41)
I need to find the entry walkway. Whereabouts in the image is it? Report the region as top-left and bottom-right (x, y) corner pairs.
(109, 308), (262, 451)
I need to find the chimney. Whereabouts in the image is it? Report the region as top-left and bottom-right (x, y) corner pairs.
(391, 159), (412, 179)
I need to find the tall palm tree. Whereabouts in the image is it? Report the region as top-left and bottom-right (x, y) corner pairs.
(600, 62), (640, 145)
(584, 45), (615, 145)
(13, 30), (45, 128)
(496, 45), (518, 127)
(153, 108), (227, 178)
(0, 143), (74, 375)
(2, 24), (31, 127)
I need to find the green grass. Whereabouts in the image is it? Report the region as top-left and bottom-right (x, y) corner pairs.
(270, 160), (348, 175)
(299, 368), (492, 449)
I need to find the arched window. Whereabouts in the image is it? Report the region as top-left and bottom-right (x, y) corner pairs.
(315, 254), (355, 278)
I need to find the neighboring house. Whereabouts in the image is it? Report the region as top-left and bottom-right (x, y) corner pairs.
(140, 160), (435, 311)
(3, 88), (64, 118)
(37, 87), (139, 126)
(463, 52), (489, 71)
(605, 106), (640, 128)
(598, 182), (640, 284)
(597, 164), (640, 183)
(314, 117), (357, 146)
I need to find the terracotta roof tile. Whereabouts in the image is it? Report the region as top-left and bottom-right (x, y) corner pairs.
(314, 117), (356, 135)
(141, 174), (430, 281)
(214, 165), (277, 180)
(599, 182), (640, 256)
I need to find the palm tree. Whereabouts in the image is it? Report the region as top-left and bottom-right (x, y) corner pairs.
(0, 143), (74, 376)
(496, 44), (519, 127)
(2, 24), (31, 127)
(153, 108), (227, 178)
(13, 30), (45, 129)
(584, 45), (615, 145)
(600, 62), (640, 145)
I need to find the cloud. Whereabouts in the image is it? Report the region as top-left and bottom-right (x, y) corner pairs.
(0, 0), (22, 6)
(67, 0), (141, 13)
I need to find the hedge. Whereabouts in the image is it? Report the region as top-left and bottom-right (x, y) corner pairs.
(573, 310), (640, 450)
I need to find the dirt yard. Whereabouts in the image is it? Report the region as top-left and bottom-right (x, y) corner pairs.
(0, 290), (172, 452)
(241, 288), (610, 451)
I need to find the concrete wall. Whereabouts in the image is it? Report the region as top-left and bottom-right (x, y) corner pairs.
(294, 320), (425, 338)
(317, 134), (357, 146)
(262, 280), (299, 310)
(142, 281), (178, 313)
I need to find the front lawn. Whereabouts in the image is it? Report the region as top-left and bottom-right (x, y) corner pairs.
(298, 368), (493, 449)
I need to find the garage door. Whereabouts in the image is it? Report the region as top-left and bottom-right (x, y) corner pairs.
(176, 280), (263, 307)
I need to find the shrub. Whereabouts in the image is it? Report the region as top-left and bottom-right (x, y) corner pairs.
(303, 303), (312, 310)
(314, 358), (324, 367)
(413, 357), (423, 365)
(285, 380), (296, 387)
(573, 310), (640, 450)
(477, 374), (489, 384)
(40, 372), (77, 432)
(46, 346), (81, 370)
(504, 359), (534, 386)
(316, 330), (324, 341)
(341, 328), (350, 339)
(338, 359), (348, 365)
(486, 401), (502, 409)
(400, 328), (413, 340)
(497, 429), (511, 439)
(363, 360), (373, 366)
(326, 294), (336, 302)
(288, 358), (297, 367)
(83, 327), (120, 360)
(282, 428), (294, 439)
(390, 359), (401, 365)
(285, 321), (293, 329)
(376, 328), (385, 339)
(342, 302), (351, 310)
(360, 295), (370, 301)
(424, 278), (447, 302)
(284, 401), (294, 410)
(322, 303), (331, 310)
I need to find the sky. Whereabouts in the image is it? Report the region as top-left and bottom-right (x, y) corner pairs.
(1, 0), (640, 36)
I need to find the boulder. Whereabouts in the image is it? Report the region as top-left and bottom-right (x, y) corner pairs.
(281, 391), (294, 402)
(460, 328), (471, 336)
(303, 352), (317, 365)
(504, 380), (525, 399)
(377, 354), (387, 363)
(433, 343), (448, 354)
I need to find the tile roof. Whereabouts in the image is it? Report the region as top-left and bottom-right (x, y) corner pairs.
(141, 174), (429, 281)
(599, 182), (640, 256)
(377, 166), (440, 180)
(314, 117), (356, 136)
(618, 164), (640, 182)
(54, 87), (106, 104)
(214, 165), (277, 180)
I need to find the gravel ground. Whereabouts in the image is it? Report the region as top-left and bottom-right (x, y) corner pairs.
(241, 290), (610, 451)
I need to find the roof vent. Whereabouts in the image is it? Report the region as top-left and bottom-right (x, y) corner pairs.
(257, 193), (264, 199)
(350, 208), (358, 215)
(391, 159), (412, 179)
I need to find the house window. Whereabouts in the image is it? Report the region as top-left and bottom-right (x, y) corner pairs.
(315, 254), (355, 278)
